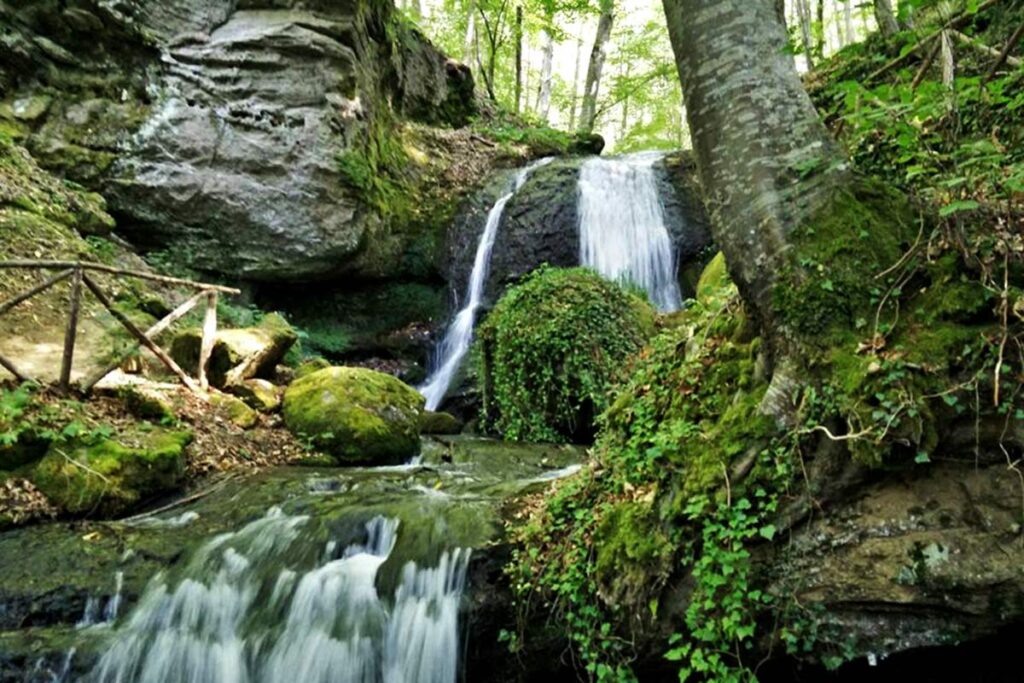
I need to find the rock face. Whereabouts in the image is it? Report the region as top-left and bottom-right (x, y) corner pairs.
(282, 366), (424, 464)
(0, 0), (475, 281)
(444, 152), (713, 310)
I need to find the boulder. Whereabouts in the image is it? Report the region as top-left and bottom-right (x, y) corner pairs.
(211, 393), (259, 429)
(31, 428), (191, 517)
(228, 378), (281, 413)
(119, 385), (176, 423)
(170, 313), (297, 389)
(282, 367), (424, 464)
(419, 411), (464, 435)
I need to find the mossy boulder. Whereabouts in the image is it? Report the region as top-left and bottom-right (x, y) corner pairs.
(119, 385), (175, 423)
(170, 313), (297, 389)
(211, 393), (259, 429)
(419, 411), (463, 435)
(227, 379), (281, 413)
(31, 428), (191, 517)
(282, 367), (425, 464)
(479, 266), (655, 443)
(294, 357), (331, 381)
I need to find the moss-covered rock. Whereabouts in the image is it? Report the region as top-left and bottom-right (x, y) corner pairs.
(211, 393), (259, 429)
(282, 367), (425, 464)
(479, 266), (655, 443)
(294, 357), (332, 380)
(119, 385), (175, 423)
(419, 411), (464, 435)
(170, 313), (297, 389)
(228, 379), (281, 413)
(31, 428), (191, 517)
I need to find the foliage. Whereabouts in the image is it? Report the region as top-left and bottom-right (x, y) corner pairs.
(479, 266), (654, 443)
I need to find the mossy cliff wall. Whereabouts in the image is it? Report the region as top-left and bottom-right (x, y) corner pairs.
(0, 0), (475, 283)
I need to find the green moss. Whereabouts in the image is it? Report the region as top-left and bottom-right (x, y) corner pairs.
(593, 500), (673, 605)
(30, 428), (191, 517)
(479, 266), (656, 443)
(211, 393), (259, 429)
(282, 367), (424, 464)
(773, 178), (916, 344)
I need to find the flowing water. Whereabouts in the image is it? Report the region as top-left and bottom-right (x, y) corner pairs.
(419, 158), (553, 411)
(577, 152), (683, 312)
(2, 439), (583, 682)
(87, 510), (469, 683)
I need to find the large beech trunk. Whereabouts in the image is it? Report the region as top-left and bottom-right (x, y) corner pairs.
(662, 0), (851, 415)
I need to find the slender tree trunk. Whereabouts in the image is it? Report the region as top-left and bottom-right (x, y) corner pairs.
(463, 0), (477, 63)
(537, 27), (555, 121)
(568, 36), (584, 130)
(844, 0), (855, 44)
(814, 0), (825, 60)
(874, 0), (900, 37)
(619, 62), (632, 141)
(795, 0), (815, 70)
(831, 0), (844, 50)
(662, 0), (849, 399)
(514, 3), (523, 113)
(578, 0), (615, 136)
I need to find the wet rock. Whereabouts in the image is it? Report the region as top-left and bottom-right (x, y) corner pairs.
(30, 428), (192, 517)
(420, 411), (463, 435)
(282, 367), (425, 464)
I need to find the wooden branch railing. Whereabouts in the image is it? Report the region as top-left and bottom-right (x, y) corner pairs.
(0, 260), (241, 395)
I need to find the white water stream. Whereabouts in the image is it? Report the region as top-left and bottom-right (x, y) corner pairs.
(578, 152), (683, 312)
(86, 508), (470, 683)
(419, 157), (553, 411)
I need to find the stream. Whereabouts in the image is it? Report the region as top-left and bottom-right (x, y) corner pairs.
(0, 438), (583, 682)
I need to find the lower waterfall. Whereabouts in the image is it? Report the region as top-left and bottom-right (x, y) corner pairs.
(86, 508), (470, 683)
(577, 152), (683, 312)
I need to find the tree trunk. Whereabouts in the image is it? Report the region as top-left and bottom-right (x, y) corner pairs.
(814, 0), (825, 60)
(568, 36), (584, 130)
(844, 0), (855, 44)
(537, 28), (555, 121)
(578, 0), (614, 136)
(463, 0), (477, 64)
(661, 0), (848, 395)
(795, 0), (815, 70)
(514, 3), (523, 113)
(874, 0), (899, 37)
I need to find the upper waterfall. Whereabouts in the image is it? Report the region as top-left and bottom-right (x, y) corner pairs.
(577, 152), (683, 312)
(419, 157), (554, 412)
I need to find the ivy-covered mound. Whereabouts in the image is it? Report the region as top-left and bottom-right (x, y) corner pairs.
(478, 266), (655, 443)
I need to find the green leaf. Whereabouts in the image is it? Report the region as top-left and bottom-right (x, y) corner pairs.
(915, 451), (931, 464)
(759, 524), (777, 541)
(939, 200), (980, 216)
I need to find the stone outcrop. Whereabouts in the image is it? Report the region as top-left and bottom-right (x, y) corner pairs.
(443, 152), (713, 309)
(0, 0), (475, 282)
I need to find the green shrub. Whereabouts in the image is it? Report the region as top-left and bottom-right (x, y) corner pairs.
(478, 266), (655, 443)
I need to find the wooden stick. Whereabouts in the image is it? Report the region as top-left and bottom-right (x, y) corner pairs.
(951, 29), (1023, 67)
(81, 291), (205, 393)
(0, 352), (34, 384)
(984, 22), (1024, 83)
(866, 0), (1001, 83)
(0, 269), (74, 317)
(81, 274), (202, 395)
(0, 260), (240, 295)
(911, 37), (943, 89)
(198, 291), (218, 391)
(59, 268), (82, 393)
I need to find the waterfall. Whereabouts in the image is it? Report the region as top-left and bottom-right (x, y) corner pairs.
(419, 157), (553, 411)
(577, 152), (683, 312)
(86, 508), (471, 683)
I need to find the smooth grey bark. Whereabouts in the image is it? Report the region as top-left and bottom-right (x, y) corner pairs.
(568, 36), (584, 130)
(661, 0), (846, 356)
(537, 27), (555, 120)
(578, 0), (614, 135)
(794, 0), (816, 70)
(874, 0), (900, 37)
(463, 0), (477, 64)
(514, 3), (523, 113)
(844, 0), (855, 44)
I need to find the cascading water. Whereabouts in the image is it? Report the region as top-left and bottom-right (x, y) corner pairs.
(577, 152), (683, 312)
(419, 157), (553, 411)
(86, 508), (470, 683)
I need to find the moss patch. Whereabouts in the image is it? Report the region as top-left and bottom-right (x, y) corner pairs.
(282, 367), (425, 464)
